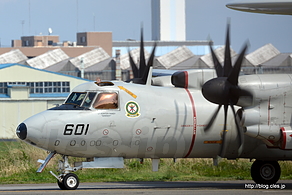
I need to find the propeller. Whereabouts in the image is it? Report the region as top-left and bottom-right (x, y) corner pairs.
(128, 28), (157, 84)
(201, 23), (252, 157)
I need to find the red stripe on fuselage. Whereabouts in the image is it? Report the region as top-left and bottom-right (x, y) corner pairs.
(281, 127), (286, 149)
(183, 71), (197, 158)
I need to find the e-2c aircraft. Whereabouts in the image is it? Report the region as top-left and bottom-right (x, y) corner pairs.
(16, 25), (292, 190)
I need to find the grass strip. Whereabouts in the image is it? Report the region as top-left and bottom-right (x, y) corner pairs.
(0, 141), (291, 184)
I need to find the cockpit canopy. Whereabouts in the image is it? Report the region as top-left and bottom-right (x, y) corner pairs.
(51, 91), (118, 110)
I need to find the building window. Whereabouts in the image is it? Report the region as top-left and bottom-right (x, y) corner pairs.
(53, 82), (61, 93)
(23, 40), (30, 46)
(0, 83), (7, 94)
(0, 82), (70, 94)
(44, 82), (53, 93)
(35, 82), (44, 93)
(29, 81), (70, 94)
(80, 36), (86, 43)
(62, 82), (70, 93)
(48, 40), (53, 45)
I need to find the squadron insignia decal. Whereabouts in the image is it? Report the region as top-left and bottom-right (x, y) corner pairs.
(125, 101), (140, 118)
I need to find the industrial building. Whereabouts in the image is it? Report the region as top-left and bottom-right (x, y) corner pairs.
(0, 63), (89, 138)
(1, 37), (291, 81)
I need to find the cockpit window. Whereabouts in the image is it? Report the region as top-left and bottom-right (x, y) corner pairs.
(93, 92), (118, 109)
(65, 92), (86, 106)
(64, 92), (118, 110)
(65, 92), (97, 107)
(82, 92), (96, 108)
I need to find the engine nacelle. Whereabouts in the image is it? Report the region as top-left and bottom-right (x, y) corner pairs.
(171, 70), (216, 89)
(237, 108), (260, 127)
(280, 126), (292, 150)
(245, 125), (281, 143)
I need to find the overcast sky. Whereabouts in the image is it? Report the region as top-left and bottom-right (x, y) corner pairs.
(0, 0), (291, 54)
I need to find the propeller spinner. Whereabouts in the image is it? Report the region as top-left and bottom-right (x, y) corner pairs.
(201, 23), (251, 157)
(128, 29), (157, 84)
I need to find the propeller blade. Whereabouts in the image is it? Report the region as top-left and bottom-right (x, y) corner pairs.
(201, 22), (251, 158)
(128, 49), (139, 78)
(127, 28), (156, 85)
(147, 42), (157, 67)
(209, 41), (223, 77)
(230, 102), (244, 156)
(139, 28), (146, 78)
(141, 42), (157, 83)
(204, 104), (222, 131)
(219, 105), (229, 157)
(228, 43), (248, 86)
(223, 23), (232, 77)
(223, 105), (228, 136)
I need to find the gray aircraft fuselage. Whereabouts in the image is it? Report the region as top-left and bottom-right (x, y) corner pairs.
(19, 71), (292, 161)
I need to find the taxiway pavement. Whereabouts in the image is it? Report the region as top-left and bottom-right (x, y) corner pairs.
(0, 180), (291, 195)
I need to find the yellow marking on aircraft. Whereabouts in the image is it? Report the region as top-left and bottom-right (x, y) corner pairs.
(118, 86), (137, 99)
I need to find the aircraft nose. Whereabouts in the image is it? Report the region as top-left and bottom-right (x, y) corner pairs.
(16, 123), (27, 140)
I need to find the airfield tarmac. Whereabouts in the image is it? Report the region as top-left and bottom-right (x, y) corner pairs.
(0, 181), (291, 195)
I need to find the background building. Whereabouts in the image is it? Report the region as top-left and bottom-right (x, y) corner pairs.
(151, 0), (186, 41)
(0, 63), (89, 138)
(21, 35), (59, 47)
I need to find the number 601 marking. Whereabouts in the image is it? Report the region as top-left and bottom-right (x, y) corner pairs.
(63, 124), (89, 135)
